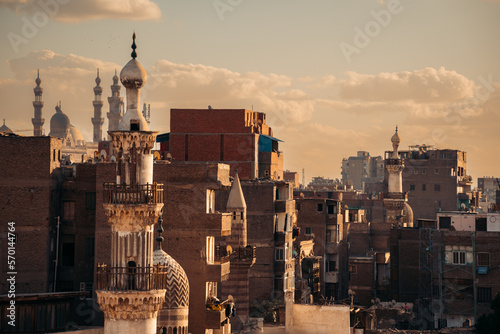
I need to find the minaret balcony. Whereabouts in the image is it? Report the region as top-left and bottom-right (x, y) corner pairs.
(385, 158), (403, 165)
(103, 182), (164, 204)
(96, 264), (168, 291)
(383, 192), (407, 200)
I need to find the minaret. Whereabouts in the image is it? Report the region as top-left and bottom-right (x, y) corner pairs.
(91, 69), (104, 142)
(384, 127), (413, 227)
(96, 34), (166, 334)
(32, 69), (44, 136)
(221, 172), (255, 329)
(107, 70), (124, 132)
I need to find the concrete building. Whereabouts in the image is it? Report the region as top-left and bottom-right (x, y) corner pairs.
(162, 108), (284, 180)
(386, 144), (475, 221)
(390, 227), (500, 329)
(437, 211), (500, 232)
(341, 151), (384, 192)
(283, 170), (299, 188)
(294, 196), (346, 301)
(477, 177), (499, 211)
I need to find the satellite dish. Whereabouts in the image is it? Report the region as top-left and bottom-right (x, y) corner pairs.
(154, 151), (161, 160)
(226, 245), (233, 255)
(110, 155), (116, 162)
(100, 150), (107, 158)
(460, 203), (466, 210)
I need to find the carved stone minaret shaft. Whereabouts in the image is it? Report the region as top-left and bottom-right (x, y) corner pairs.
(32, 69), (44, 136)
(92, 69), (104, 142)
(96, 34), (165, 334)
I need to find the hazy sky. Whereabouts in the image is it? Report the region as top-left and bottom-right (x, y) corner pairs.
(1, 0), (499, 184)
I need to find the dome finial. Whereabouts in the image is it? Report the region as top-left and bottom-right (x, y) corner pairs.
(35, 69), (41, 86)
(131, 32), (137, 59)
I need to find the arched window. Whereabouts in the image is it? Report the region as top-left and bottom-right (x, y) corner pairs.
(127, 261), (136, 290)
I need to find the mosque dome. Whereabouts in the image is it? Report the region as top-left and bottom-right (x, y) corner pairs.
(49, 104), (70, 139)
(69, 125), (85, 146)
(0, 120), (13, 134)
(153, 248), (190, 309)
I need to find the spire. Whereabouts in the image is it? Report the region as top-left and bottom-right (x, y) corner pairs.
(131, 32), (137, 59)
(156, 214), (164, 251)
(35, 69), (41, 86)
(227, 171), (247, 209)
(391, 126), (401, 159)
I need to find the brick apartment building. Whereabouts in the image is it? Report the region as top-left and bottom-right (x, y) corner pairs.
(385, 145), (475, 221)
(160, 108), (284, 181)
(341, 151), (384, 192)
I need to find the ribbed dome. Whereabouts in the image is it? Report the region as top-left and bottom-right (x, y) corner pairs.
(153, 249), (189, 309)
(403, 202), (414, 227)
(49, 104), (70, 139)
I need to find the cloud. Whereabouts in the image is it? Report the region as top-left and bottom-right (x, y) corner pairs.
(340, 67), (476, 103)
(0, 0), (161, 22)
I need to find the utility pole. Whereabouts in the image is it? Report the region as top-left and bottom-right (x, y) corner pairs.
(54, 216), (60, 292)
(472, 232), (477, 325)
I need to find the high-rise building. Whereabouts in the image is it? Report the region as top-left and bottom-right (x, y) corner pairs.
(341, 151), (384, 191)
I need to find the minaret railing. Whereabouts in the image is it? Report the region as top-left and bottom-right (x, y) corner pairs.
(96, 264), (168, 291)
(103, 182), (164, 204)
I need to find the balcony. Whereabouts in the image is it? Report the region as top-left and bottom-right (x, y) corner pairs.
(383, 192), (407, 200)
(325, 271), (339, 283)
(96, 264), (168, 291)
(206, 309), (227, 329)
(207, 249), (231, 281)
(103, 183), (164, 204)
(229, 246), (257, 263)
(325, 242), (339, 255)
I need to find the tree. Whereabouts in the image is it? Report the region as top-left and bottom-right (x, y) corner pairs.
(475, 293), (500, 333)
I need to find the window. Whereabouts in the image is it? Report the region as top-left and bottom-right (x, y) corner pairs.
(326, 225), (338, 243)
(476, 218), (487, 231)
(327, 204), (336, 215)
(305, 227), (311, 235)
(409, 184), (416, 191)
(232, 212), (236, 220)
(61, 243), (75, 267)
(206, 236), (215, 264)
(434, 184), (441, 192)
(452, 251), (466, 265)
(84, 237), (95, 258)
(439, 216), (451, 229)
(274, 276), (283, 291)
(206, 189), (215, 214)
(477, 252), (490, 267)
(326, 260), (337, 272)
(296, 203), (301, 211)
(275, 248), (284, 261)
(422, 184), (426, 191)
(422, 169), (426, 174)
(85, 192), (96, 210)
(63, 201), (75, 220)
(349, 265), (357, 274)
(317, 203), (323, 212)
(265, 170), (270, 177)
(435, 168), (439, 174)
(240, 212), (244, 220)
(206, 282), (217, 299)
(130, 121), (139, 131)
(478, 287), (492, 303)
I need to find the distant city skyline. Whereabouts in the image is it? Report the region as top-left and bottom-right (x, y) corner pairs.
(1, 0), (499, 183)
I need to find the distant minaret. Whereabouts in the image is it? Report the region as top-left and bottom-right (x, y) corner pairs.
(32, 69), (44, 136)
(107, 69), (124, 132)
(91, 69), (104, 142)
(384, 126), (413, 227)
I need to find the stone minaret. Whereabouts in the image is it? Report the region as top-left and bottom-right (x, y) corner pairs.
(32, 69), (44, 136)
(221, 172), (256, 330)
(107, 70), (124, 132)
(96, 34), (166, 334)
(91, 69), (104, 142)
(384, 127), (413, 227)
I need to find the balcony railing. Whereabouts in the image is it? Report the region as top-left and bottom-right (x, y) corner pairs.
(103, 183), (164, 204)
(383, 192), (407, 200)
(230, 246), (256, 261)
(96, 264), (168, 291)
(385, 158), (403, 165)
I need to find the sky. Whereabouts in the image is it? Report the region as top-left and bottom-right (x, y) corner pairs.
(0, 0), (499, 184)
